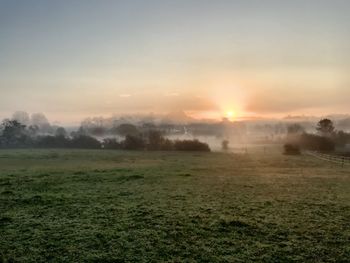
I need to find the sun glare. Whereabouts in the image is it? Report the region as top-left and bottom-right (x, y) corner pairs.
(225, 110), (236, 120)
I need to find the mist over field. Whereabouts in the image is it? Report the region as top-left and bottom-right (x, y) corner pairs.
(1, 1), (350, 262)
(3, 110), (350, 151)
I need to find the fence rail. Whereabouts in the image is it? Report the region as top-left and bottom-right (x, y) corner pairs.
(305, 150), (350, 166)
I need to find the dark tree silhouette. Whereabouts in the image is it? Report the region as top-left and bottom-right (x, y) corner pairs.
(316, 119), (335, 136)
(0, 119), (29, 147)
(55, 127), (67, 138)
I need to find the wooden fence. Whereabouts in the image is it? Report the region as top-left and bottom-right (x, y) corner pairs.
(305, 150), (350, 166)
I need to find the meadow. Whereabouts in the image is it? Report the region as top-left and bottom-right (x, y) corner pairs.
(0, 147), (349, 262)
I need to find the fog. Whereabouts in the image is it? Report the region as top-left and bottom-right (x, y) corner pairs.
(4, 110), (350, 151)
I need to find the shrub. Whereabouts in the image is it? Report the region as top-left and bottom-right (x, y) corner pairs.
(123, 135), (145, 150)
(36, 135), (70, 148)
(222, 140), (229, 150)
(174, 139), (210, 152)
(332, 130), (350, 147)
(102, 138), (121, 149)
(283, 143), (301, 155)
(298, 133), (335, 152)
(69, 135), (101, 149)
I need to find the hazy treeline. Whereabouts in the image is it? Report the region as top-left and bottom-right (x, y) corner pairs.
(0, 113), (210, 151)
(78, 114), (350, 136)
(0, 118), (101, 149)
(103, 132), (210, 152)
(285, 119), (350, 153)
(8, 110), (347, 147)
(79, 116), (248, 140)
(3, 111), (350, 153)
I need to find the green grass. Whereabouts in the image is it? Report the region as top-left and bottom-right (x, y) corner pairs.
(0, 148), (349, 262)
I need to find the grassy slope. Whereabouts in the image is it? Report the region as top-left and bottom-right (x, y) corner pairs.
(0, 148), (349, 262)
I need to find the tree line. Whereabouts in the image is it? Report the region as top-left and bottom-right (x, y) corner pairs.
(0, 119), (210, 151)
(284, 119), (350, 154)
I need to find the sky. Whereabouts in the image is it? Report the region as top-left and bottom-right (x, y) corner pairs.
(0, 0), (350, 124)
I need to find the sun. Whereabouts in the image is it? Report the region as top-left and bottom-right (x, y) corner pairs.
(225, 110), (236, 121)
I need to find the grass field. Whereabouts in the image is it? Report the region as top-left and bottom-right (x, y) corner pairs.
(0, 147), (349, 262)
